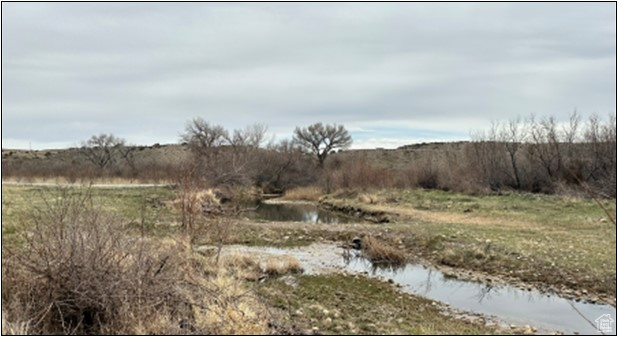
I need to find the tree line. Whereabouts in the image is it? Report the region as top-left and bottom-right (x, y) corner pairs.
(2, 112), (616, 197)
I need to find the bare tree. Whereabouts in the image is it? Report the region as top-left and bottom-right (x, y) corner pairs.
(229, 124), (268, 148)
(470, 122), (513, 190)
(181, 118), (228, 155)
(80, 133), (125, 170)
(528, 115), (563, 179)
(501, 118), (526, 189)
(293, 123), (352, 167)
(180, 118), (270, 186)
(583, 113), (617, 196)
(254, 139), (315, 192)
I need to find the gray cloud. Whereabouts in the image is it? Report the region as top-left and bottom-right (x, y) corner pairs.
(2, 2), (616, 149)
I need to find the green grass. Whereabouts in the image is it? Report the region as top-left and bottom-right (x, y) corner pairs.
(2, 185), (179, 244)
(257, 273), (505, 335)
(321, 188), (617, 298)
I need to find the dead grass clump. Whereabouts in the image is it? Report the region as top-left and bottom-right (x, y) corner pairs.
(263, 256), (304, 276)
(358, 193), (383, 204)
(361, 236), (407, 265)
(224, 253), (261, 270)
(222, 253), (263, 281)
(2, 189), (269, 335)
(283, 256), (304, 274)
(282, 186), (323, 201)
(1, 311), (30, 335)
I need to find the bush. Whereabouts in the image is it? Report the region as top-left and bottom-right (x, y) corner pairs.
(2, 189), (269, 334)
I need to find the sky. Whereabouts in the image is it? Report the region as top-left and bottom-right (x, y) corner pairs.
(2, 2), (616, 150)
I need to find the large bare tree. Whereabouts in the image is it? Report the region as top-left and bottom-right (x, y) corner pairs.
(293, 123), (352, 167)
(79, 133), (126, 170)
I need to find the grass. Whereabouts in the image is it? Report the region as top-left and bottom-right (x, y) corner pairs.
(1, 189), (271, 335)
(264, 256), (304, 276)
(3, 181), (616, 328)
(281, 186), (323, 201)
(361, 235), (407, 265)
(2, 185), (178, 245)
(320, 188), (617, 299)
(257, 273), (506, 335)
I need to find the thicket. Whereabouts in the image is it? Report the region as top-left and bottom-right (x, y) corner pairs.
(321, 112), (616, 198)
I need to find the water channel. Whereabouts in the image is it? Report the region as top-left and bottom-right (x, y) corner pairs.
(230, 201), (617, 335)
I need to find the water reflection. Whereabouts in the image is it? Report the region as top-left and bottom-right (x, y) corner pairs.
(338, 251), (616, 335)
(243, 202), (356, 224)
(220, 242), (617, 335)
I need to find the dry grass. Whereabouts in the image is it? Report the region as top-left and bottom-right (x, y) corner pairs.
(1, 176), (172, 185)
(1, 311), (30, 335)
(361, 236), (407, 265)
(2, 189), (270, 335)
(264, 256), (304, 276)
(222, 253), (263, 281)
(281, 186), (323, 201)
(358, 193), (383, 204)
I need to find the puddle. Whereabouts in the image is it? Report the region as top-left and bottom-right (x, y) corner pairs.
(242, 201), (356, 224)
(220, 243), (617, 335)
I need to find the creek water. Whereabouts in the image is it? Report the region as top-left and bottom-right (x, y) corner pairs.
(242, 201), (356, 224)
(221, 243), (617, 335)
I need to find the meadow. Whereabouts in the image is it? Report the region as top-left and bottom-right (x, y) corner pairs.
(2, 182), (615, 334)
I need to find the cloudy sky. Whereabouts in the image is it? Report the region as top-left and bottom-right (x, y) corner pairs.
(2, 2), (616, 150)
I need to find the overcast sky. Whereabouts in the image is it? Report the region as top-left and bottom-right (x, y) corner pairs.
(2, 2), (616, 150)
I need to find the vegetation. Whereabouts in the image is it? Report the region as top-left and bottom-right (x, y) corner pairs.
(1, 111), (616, 334)
(257, 274), (505, 335)
(319, 188), (617, 301)
(293, 122), (352, 167)
(3, 112), (616, 198)
(1, 189), (270, 334)
(360, 236), (407, 265)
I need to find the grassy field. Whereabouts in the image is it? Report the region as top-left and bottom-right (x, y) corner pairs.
(319, 188), (617, 302)
(1, 185), (178, 246)
(2, 183), (615, 334)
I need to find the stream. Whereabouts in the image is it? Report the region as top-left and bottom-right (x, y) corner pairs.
(226, 201), (617, 334)
(242, 201), (357, 224)
(220, 243), (616, 335)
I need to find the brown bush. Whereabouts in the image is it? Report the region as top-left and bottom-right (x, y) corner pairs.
(2, 189), (269, 335)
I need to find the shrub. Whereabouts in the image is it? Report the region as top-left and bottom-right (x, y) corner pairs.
(1, 189), (269, 335)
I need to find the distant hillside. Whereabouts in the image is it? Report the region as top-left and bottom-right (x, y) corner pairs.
(2, 143), (189, 165)
(330, 141), (472, 170)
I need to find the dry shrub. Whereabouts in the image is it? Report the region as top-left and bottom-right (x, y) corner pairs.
(170, 189), (222, 218)
(361, 236), (407, 265)
(2, 189), (269, 335)
(281, 186), (323, 201)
